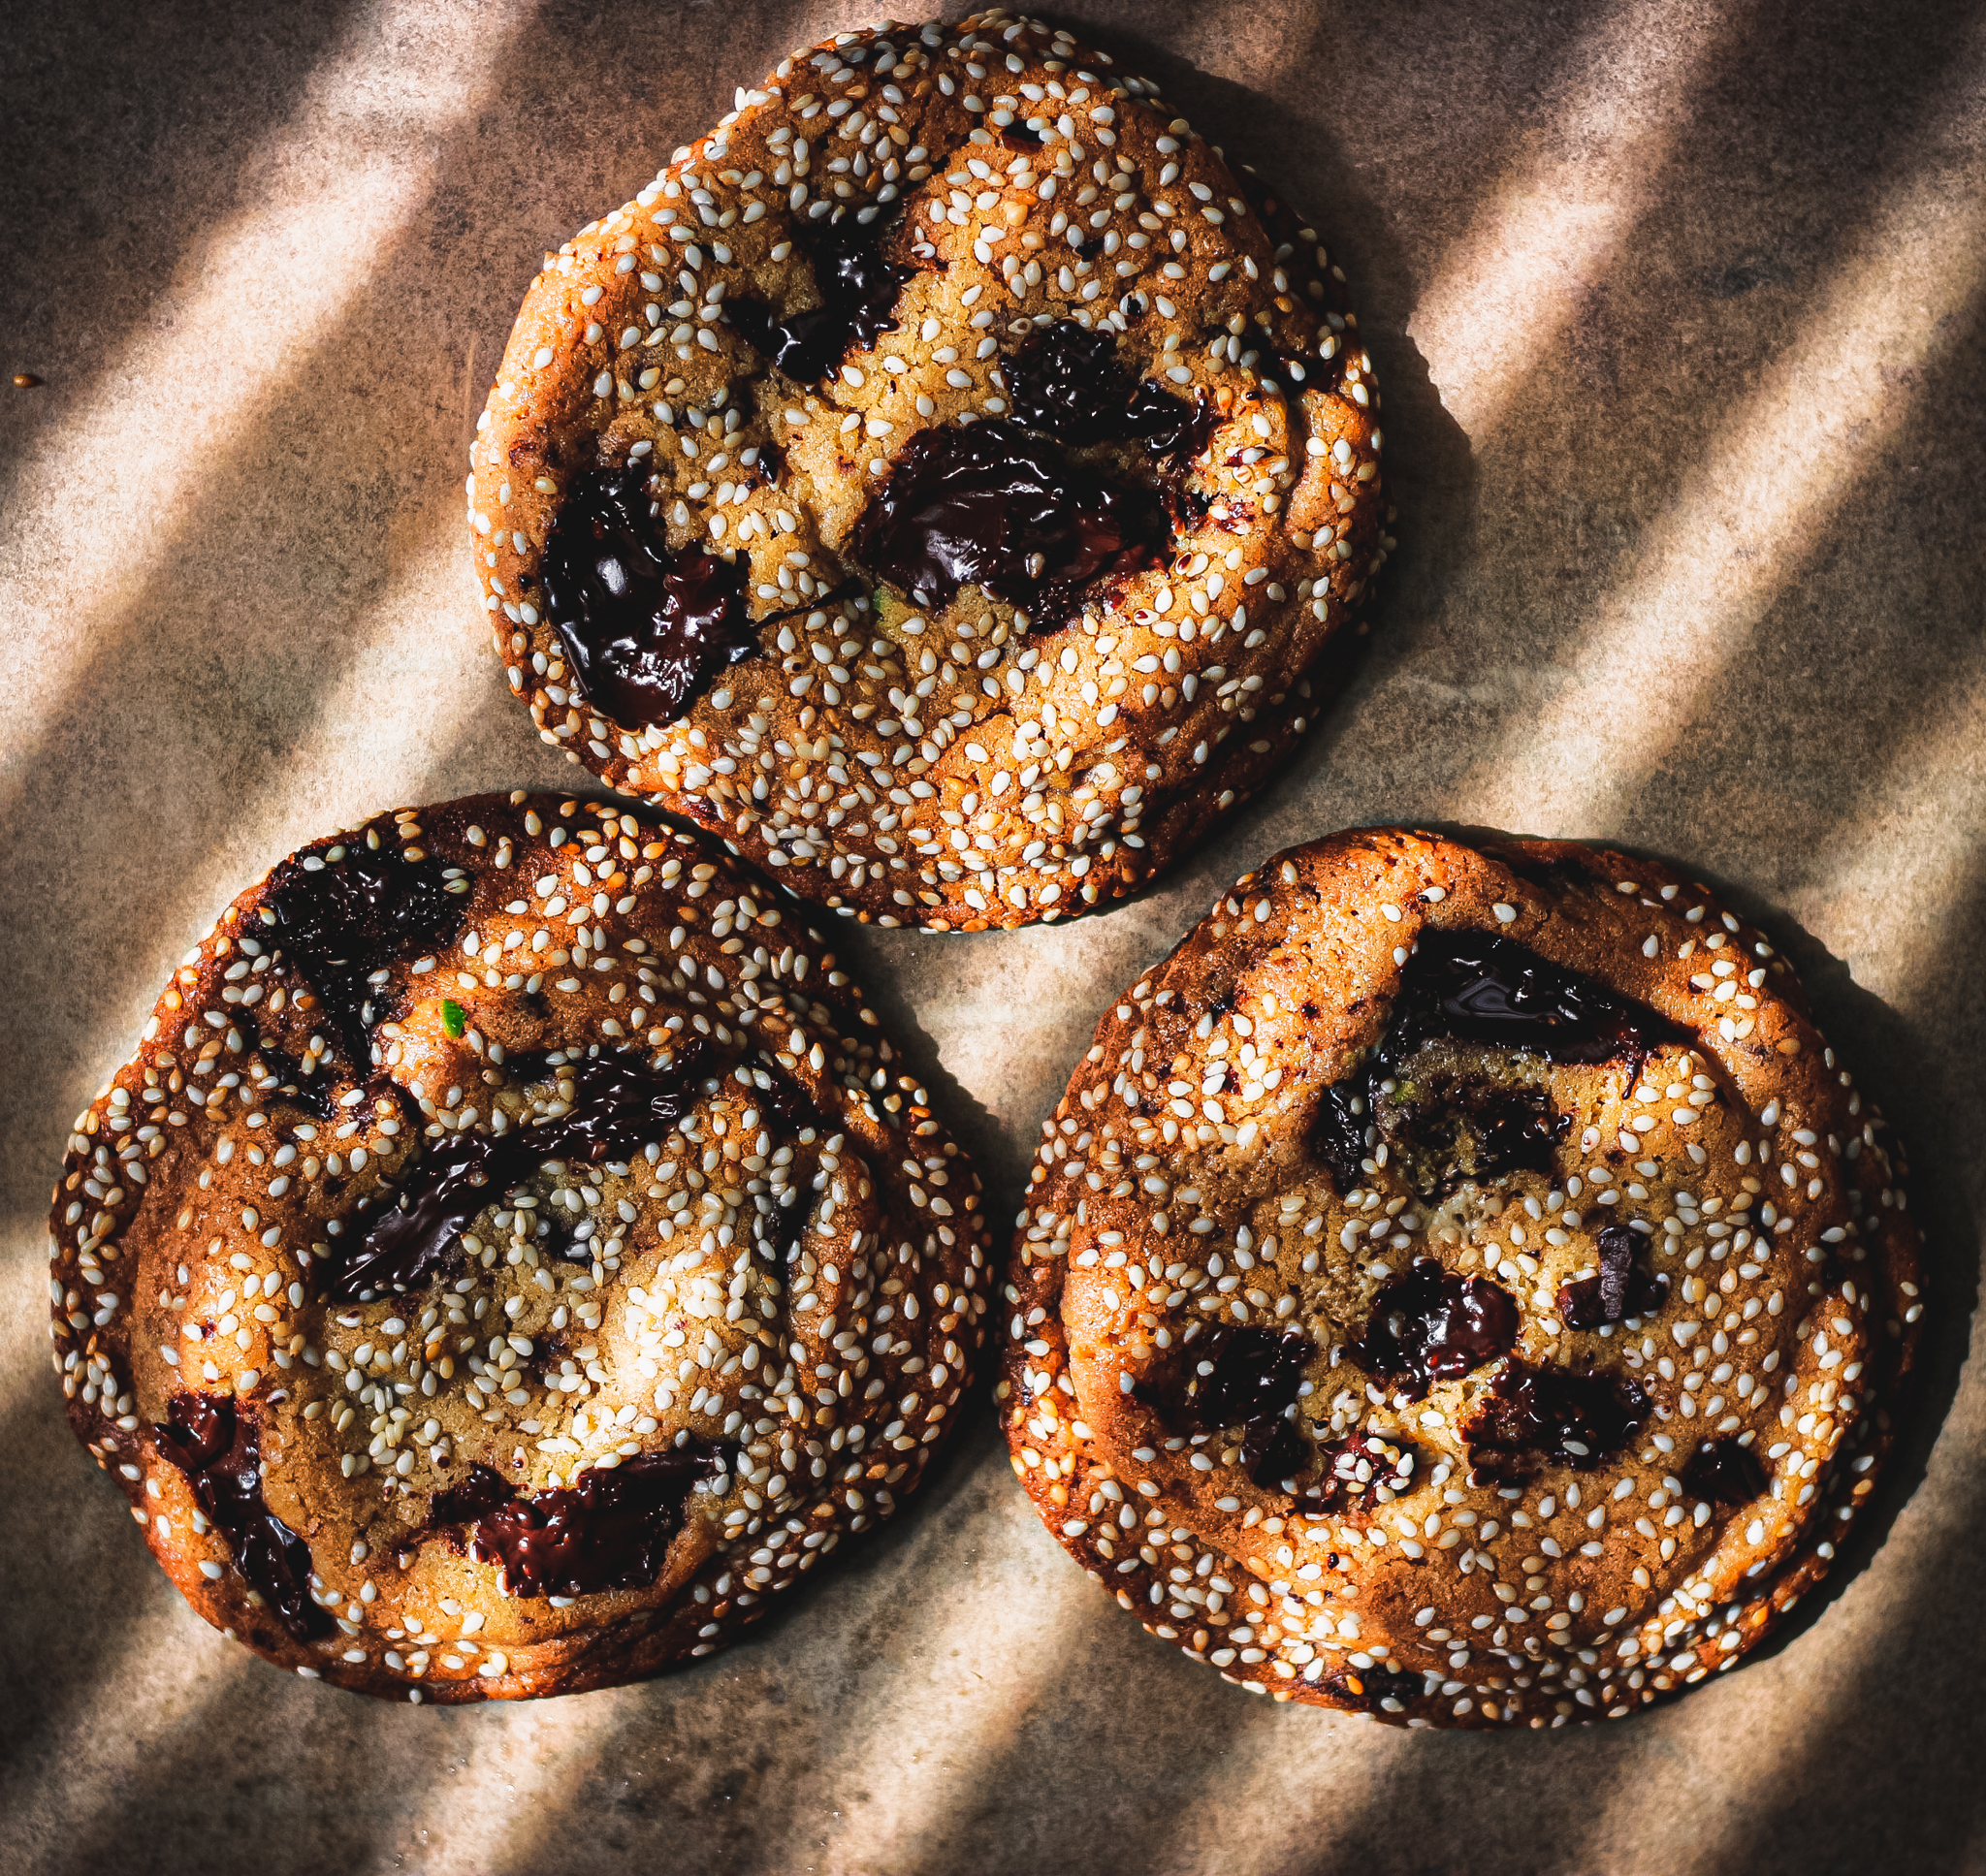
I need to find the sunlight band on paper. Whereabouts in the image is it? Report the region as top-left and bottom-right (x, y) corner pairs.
(1462, 142), (1986, 833)
(0, 0), (539, 800)
(1408, 0), (1731, 439)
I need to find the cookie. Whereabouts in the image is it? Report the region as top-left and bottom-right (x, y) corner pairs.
(50, 792), (991, 1701)
(1000, 828), (1920, 1728)
(469, 12), (1390, 932)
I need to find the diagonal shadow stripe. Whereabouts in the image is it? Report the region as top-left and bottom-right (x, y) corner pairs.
(1451, 30), (1986, 837)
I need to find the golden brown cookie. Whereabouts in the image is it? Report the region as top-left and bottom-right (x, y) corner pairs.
(469, 12), (1389, 931)
(50, 791), (991, 1701)
(1000, 828), (1920, 1728)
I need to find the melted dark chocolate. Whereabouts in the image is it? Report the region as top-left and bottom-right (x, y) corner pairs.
(152, 1392), (332, 1642)
(1311, 1082), (1372, 1193)
(428, 1462), (519, 1526)
(1556, 1224), (1668, 1329)
(1382, 1081), (1571, 1203)
(1389, 929), (1687, 1067)
(329, 1128), (510, 1302)
(250, 1041), (334, 1120)
(1681, 1437), (1767, 1506)
(1005, 321), (1218, 461)
(1136, 1324), (1315, 1488)
(1461, 1362), (1650, 1480)
(1351, 1259), (1520, 1401)
(529, 1054), (710, 1164)
(325, 1054), (709, 1300)
(1303, 1431), (1417, 1513)
(268, 846), (464, 1062)
(322, 1048), (819, 1301)
(1311, 929), (1687, 1192)
(850, 419), (1164, 627)
(726, 209), (913, 383)
(540, 462), (753, 728)
(445, 1446), (726, 1599)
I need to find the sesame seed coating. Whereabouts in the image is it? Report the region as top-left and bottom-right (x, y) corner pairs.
(49, 791), (991, 1701)
(470, 12), (1391, 932)
(999, 828), (1921, 1728)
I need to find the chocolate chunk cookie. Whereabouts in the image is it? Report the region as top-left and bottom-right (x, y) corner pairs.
(1001, 829), (1920, 1727)
(470, 13), (1389, 931)
(51, 793), (991, 1701)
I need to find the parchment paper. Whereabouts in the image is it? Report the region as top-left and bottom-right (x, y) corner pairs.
(5, 1), (1984, 1870)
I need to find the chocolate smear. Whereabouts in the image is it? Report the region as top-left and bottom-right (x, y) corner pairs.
(541, 461), (753, 728)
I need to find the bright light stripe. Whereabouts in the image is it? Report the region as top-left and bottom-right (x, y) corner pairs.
(1409, 0), (1730, 439)
(1461, 135), (1986, 833)
(0, 0), (541, 802)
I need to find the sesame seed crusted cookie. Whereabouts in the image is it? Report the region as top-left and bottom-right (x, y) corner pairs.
(50, 792), (991, 1701)
(469, 13), (1390, 932)
(1001, 829), (1921, 1729)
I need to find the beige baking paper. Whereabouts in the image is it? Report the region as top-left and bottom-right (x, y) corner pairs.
(4, 1), (1982, 1870)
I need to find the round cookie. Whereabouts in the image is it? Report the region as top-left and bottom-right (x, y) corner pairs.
(50, 792), (991, 1701)
(469, 11), (1390, 932)
(1000, 828), (1921, 1728)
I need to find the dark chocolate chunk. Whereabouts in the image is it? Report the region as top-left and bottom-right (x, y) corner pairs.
(1312, 929), (1688, 1187)
(529, 1053), (710, 1164)
(151, 1392), (332, 1642)
(541, 461), (753, 728)
(328, 1128), (511, 1303)
(1005, 320), (1217, 461)
(1301, 1431), (1417, 1513)
(1681, 1437), (1768, 1506)
(153, 1389), (236, 1475)
(849, 418), (1164, 627)
(1556, 1224), (1669, 1329)
(1381, 1080), (1571, 1202)
(1461, 1362), (1650, 1480)
(428, 1462), (517, 1526)
(1135, 1324), (1316, 1488)
(465, 1446), (727, 1599)
(1389, 929), (1688, 1067)
(725, 208), (912, 383)
(268, 845), (464, 1062)
(1351, 1259), (1520, 1401)
(249, 1041), (335, 1121)
(1122, 378), (1221, 462)
(322, 1046), (818, 1301)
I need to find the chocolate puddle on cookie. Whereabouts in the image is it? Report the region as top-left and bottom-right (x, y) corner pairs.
(269, 844), (465, 1063)
(1681, 1436), (1767, 1505)
(850, 419), (1165, 629)
(152, 1392), (333, 1642)
(1005, 320), (1219, 461)
(1461, 1361), (1649, 1481)
(1351, 1258), (1520, 1401)
(540, 461), (754, 728)
(1311, 929), (1689, 1195)
(726, 206), (913, 384)
(1137, 1326), (1418, 1511)
(326, 1051), (713, 1300)
(426, 1444), (729, 1599)
(325, 1048), (833, 1301)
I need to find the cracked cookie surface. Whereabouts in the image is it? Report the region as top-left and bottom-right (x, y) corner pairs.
(1001, 828), (1920, 1728)
(470, 11), (1390, 931)
(51, 791), (990, 1701)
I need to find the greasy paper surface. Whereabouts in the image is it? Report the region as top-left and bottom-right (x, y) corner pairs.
(3, 2), (1983, 1871)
